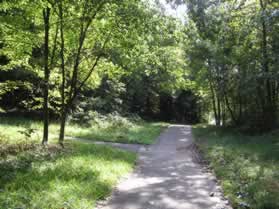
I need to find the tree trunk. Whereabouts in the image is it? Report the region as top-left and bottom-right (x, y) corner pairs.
(57, 1), (108, 145)
(260, 0), (272, 105)
(224, 92), (237, 124)
(59, 107), (67, 146)
(58, 1), (66, 146)
(209, 79), (218, 125)
(42, 7), (51, 145)
(216, 94), (221, 126)
(259, 0), (277, 131)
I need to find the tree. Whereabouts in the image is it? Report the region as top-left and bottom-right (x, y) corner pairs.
(56, 0), (153, 144)
(42, 6), (51, 145)
(183, 0), (279, 131)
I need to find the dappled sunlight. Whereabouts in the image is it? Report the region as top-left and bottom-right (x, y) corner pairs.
(101, 125), (228, 209)
(66, 121), (167, 145)
(104, 169), (222, 209)
(1, 0), (278, 208)
(192, 125), (279, 209)
(0, 142), (136, 209)
(0, 116), (167, 145)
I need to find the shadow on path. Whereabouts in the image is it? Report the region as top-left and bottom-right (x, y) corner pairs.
(98, 125), (232, 209)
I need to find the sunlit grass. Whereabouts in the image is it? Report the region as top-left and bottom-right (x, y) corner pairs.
(67, 121), (166, 144)
(0, 142), (136, 209)
(0, 116), (60, 144)
(0, 116), (166, 145)
(0, 115), (165, 208)
(192, 125), (279, 209)
(0, 116), (140, 208)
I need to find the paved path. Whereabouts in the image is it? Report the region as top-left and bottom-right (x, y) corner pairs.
(99, 125), (231, 209)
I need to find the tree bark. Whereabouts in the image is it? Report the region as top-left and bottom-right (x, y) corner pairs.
(58, 0), (66, 145)
(42, 7), (51, 145)
(259, 0), (277, 131)
(59, 106), (67, 147)
(216, 94), (221, 126)
(57, 1), (109, 145)
(224, 92), (237, 124)
(209, 79), (219, 126)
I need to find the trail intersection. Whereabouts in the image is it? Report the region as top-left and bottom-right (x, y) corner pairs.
(98, 125), (230, 209)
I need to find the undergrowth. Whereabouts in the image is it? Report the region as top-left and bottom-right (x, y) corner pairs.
(192, 125), (279, 209)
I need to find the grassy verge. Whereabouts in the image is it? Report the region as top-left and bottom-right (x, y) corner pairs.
(0, 116), (166, 145)
(0, 141), (136, 209)
(192, 125), (279, 209)
(0, 116), (59, 145)
(67, 121), (166, 144)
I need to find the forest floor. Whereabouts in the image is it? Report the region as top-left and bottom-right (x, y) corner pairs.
(98, 125), (230, 209)
(1, 116), (278, 209)
(0, 116), (166, 145)
(0, 141), (137, 209)
(0, 116), (166, 209)
(192, 125), (279, 209)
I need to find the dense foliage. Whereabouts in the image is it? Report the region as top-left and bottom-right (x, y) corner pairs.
(0, 1), (278, 208)
(0, 0), (200, 144)
(182, 0), (279, 131)
(193, 125), (279, 209)
(1, 0), (279, 144)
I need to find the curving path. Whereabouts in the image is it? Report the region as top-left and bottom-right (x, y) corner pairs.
(98, 125), (231, 209)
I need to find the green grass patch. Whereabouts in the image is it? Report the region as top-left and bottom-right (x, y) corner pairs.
(0, 142), (136, 209)
(0, 116), (166, 145)
(67, 121), (166, 144)
(0, 116), (60, 145)
(192, 125), (279, 209)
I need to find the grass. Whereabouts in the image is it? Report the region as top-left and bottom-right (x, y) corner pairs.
(0, 116), (166, 145)
(192, 124), (279, 209)
(67, 121), (166, 144)
(0, 142), (136, 209)
(0, 115), (165, 208)
(0, 116), (59, 145)
(0, 115), (164, 208)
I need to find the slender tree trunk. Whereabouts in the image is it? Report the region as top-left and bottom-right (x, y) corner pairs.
(238, 89), (243, 123)
(259, 0), (277, 130)
(209, 79), (218, 125)
(42, 7), (51, 145)
(260, 0), (271, 105)
(224, 92), (237, 124)
(58, 1), (66, 145)
(57, 1), (108, 145)
(216, 93), (221, 126)
(59, 107), (67, 146)
(222, 98), (226, 126)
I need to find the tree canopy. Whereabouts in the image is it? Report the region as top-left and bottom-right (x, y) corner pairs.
(0, 0), (279, 144)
